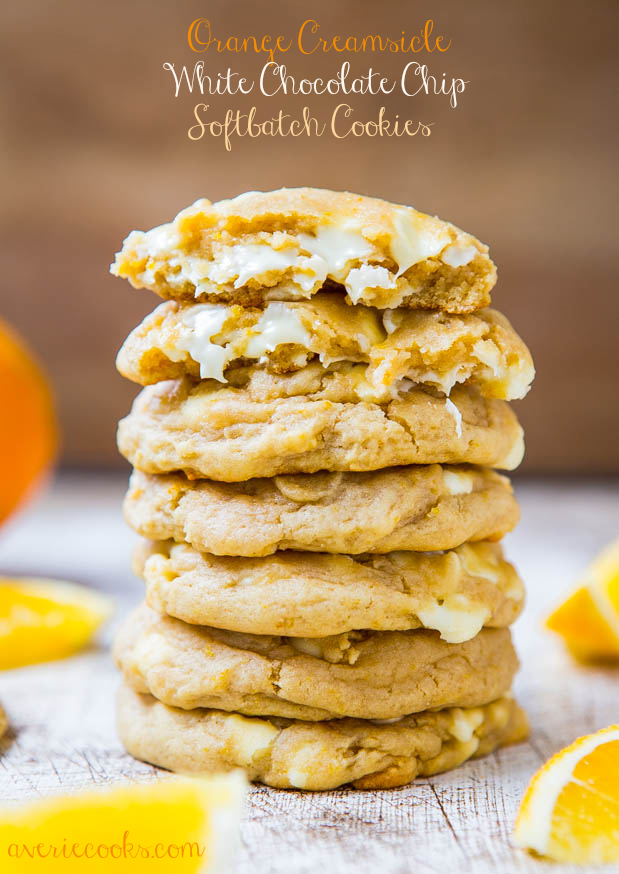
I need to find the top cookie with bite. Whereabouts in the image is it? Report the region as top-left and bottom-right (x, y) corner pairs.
(111, 188), (496, 313)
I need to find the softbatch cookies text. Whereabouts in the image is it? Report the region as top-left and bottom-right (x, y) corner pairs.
(187, 104), (432, 150)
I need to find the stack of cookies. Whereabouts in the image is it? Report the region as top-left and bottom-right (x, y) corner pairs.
(111, 188), (534, 791)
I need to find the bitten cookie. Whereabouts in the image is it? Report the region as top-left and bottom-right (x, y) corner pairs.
(117, 296), (533, 401)
(111, 188), (496, 312)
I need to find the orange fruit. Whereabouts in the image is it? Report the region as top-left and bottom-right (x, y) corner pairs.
(514, 725), (619, 863)
(0, 772), (247, 872)
(0, 577), (113, 669)
(0, 318), (56, 524)
(546, 538), (619, 660)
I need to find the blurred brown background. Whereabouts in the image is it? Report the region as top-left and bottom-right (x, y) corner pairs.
(1, 0), (618, 473)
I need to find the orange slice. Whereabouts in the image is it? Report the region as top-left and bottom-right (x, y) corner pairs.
(546, 538), (619, 660)
(514, 725), (619, 863)
(0, 577), (113, 669)
(0, 773), (246, 872)
(0, 317), (56, 525)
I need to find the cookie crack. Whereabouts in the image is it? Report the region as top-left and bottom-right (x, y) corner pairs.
(384, 409), (420, 451)
(269, 661), (282, 694)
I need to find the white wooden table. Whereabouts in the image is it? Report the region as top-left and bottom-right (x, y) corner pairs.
(0, 473), (617, 873)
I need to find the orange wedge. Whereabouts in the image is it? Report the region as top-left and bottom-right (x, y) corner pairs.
(514, 725), (619, 863)
(0, 773), (247, 872)
(546, 538), (619, 660)
(0, 577), (113, 669)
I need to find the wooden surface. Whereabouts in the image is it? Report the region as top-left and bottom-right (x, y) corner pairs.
(0, 473), (618, 873)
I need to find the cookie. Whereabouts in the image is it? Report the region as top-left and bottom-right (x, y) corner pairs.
(0, 703), (7, 739)
(125, 465), (519, 556)
(117, 365), (525, 481)
(114, 605), (518, 721)
(135, 539), (524, 641)
(111, 188), (496, 312)
(117, 684), (528, 790)
(117, 296), (533, 401)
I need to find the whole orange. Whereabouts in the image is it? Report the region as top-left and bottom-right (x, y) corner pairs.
(0, 318), (56, 524)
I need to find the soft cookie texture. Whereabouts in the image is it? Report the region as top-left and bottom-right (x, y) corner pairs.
(117, 296), (533, 401)
(114, 605), (518, 721)
(117, 684), (529, 790)
(135, 540), (524, 641)
(124, 465), (519, 556)
(117, 364), (525, 481)
(111, 188), (496, 312)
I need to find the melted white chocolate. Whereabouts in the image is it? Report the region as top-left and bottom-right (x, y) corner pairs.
(346, 265), (397, 303)
(180, 305), (232, 381)
(178, 302), (311, 382)
(192, 226), (379, 297)
(159, 213), (470, 299)
(226, 713), (279, 763)
(298, 225), (374, 278)
(441, 243), (478, 268)
(417, 598), (491, 644)
(391, 209), (451, 276)
(448, 707), (484, 742)
(444, 398), (463, 438)
(443, 470), (474, 495)
(244, 303), (311, 358)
